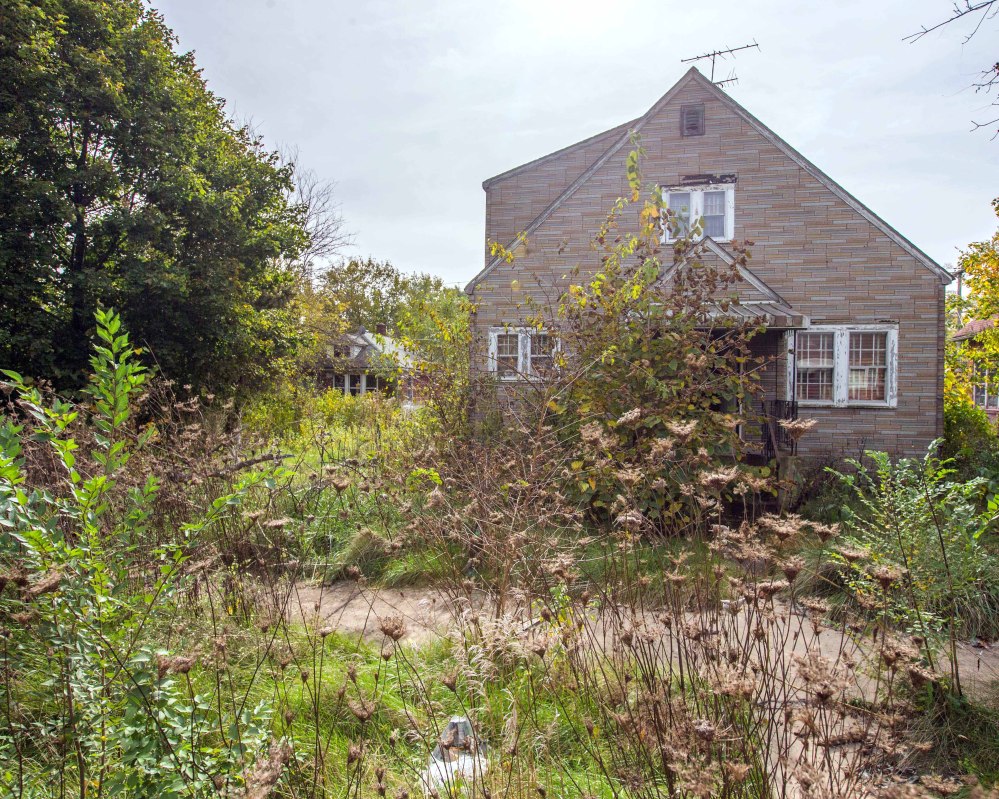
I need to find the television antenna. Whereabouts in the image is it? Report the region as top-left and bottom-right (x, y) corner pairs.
(681, 41), (760, 87)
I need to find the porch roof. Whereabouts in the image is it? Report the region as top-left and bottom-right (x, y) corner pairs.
(707, 299), (807, 329)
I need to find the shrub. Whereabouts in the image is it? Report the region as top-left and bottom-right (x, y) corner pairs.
(829, 446), (999, 641)
(0, 310), (284, 794)
(942, 390), (999, 477)
(494, 140), (771, 533)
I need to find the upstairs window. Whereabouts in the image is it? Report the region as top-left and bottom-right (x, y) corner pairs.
(680, 104), (705, 136)
(663, 185), (734, 242)
(791, 326), (897, 407)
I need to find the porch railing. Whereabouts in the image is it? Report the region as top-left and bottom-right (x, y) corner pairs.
(760, 399), (798, 461)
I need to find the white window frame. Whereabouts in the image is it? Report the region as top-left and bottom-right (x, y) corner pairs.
(786, 324), (898, 409)
(488, 327), (557, 381)
(972, 363), (999, 410)
(662, 184), (735, 243)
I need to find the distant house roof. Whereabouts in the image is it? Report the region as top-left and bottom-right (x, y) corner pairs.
(952, 316), (999, 342)
(322, 327), (413, 371)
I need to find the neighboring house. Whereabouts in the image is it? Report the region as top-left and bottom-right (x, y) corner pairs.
(465, 67), (951, 460)
(316, 324), (415, 402)
(952, 316), (999, 421)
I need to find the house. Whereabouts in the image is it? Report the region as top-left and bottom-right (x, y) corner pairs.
(952, 316), (999, 421)
(465, 67), (951, 460)
(316, 324), (415, 402)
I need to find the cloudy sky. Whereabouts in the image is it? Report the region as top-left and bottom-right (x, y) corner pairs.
(157, 0), (997, 286)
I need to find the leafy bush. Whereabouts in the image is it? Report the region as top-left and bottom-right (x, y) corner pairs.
(942, 391), (999, 480)
(830, 446), (999, 640)
(0, 310), (283, 794)
(496, 140), (770, 533)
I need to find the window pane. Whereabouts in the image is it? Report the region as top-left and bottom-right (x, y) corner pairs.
(848, 332), (887, 401)
(703, 191), (726, 216)
(668, 192), (691, 235)
(530, 332), (554, 376)
(703, 214), (725, 238)
(797, 333), (834, 367)
(797, 368), (833, 401)
(703, 191), (726, 238)
(980, 369), (999, 409)
(796, 332), (835, 401)
(348, 374), (361, 396)
(496, 333), (519, 377)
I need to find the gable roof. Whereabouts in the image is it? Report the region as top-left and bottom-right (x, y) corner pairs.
(661, 238), (808, 328)
(482, 118), (637, 189)
(466, 67), (952, 294)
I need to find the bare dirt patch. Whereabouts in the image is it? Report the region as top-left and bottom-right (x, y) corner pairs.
(287, 582), (455, 646)
(286, 580), (999, 701)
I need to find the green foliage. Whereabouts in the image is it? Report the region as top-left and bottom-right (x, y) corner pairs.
(829, 447), (999, 639)
(942, 391), (999, 479)
(0, 310), (284, 794)
(390, 284), (473, 437)
(314, 258), (450, 335)
(0, 0), (309, 393)
(532, 145), (765, 530)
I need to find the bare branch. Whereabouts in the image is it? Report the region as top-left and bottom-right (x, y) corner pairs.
(279, 145), (354, 278)
(903, 1), (998, 43)
(905, 1), (999, 137)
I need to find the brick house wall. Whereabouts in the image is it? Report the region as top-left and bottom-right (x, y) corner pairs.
(467, 69), (949, 460)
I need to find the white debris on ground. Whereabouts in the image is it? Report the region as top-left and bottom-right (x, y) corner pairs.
(419, 716), (488, 796)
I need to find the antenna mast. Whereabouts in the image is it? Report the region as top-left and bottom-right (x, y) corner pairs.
(681, 41), (760, 87)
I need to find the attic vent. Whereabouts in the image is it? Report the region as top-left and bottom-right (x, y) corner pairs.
(680, 104), (705, 137)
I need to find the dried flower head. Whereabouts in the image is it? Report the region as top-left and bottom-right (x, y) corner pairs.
(778, 417), (817, 442)
(665, 419), (697, 440)
(245, 739), (292, 799)
(757, 513), (805, 543)
(793, 651), (850, 705)
(780, 556), (805, 584)
(379, 616), (407, 642)
(838, 546), (869, 564)
(615, 509), (645, 533)
(698, 466), (739, 493)
(871, 564), (903, 591)
(616, 407), (642, 425)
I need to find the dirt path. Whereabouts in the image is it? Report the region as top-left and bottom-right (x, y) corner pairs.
(287, 582), (457, 646)
(287, 581), (999, 701)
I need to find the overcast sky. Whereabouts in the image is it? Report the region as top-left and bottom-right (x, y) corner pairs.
(156, 0), (998, 286)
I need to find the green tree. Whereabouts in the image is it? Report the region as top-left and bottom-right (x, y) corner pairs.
(0, 0), (310, 392)
(315, 257), (450, 334)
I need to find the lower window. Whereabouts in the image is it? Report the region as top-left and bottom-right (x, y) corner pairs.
(489, 328), (558, 380)
(792, 326), (897, 407)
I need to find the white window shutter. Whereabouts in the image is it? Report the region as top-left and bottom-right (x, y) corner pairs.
(724, 187), (736, 241)
(886, 328), (899, 408)
(832, 331), (849, 407)
(487, 330), (498, 373)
